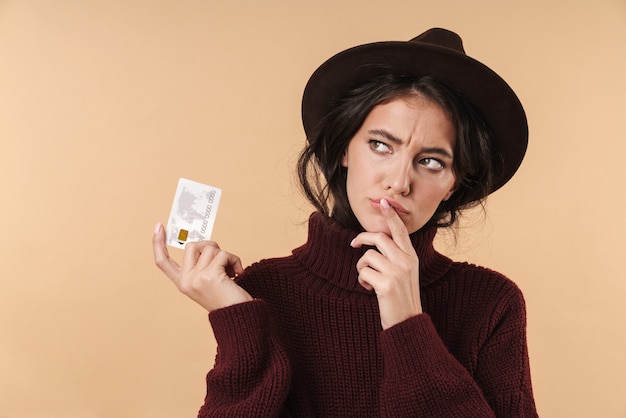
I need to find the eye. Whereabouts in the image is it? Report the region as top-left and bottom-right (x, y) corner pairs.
(419, 157), (445, 170)
(369, 140), (391, 154)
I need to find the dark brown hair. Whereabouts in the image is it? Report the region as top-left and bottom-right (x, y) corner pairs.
(297, 74), (499, 230)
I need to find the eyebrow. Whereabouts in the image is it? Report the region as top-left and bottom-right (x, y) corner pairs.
(367, 129), (454, 160)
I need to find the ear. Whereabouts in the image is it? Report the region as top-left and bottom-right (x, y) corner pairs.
(442, 176), (461, 201)
(442, 185), (457, 201)
(341, 149), (349, 168)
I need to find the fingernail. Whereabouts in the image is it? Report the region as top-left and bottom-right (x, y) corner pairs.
(380, 198), (390, 209)
(154, 222), (162, 234)
(350, 238), (356, 247)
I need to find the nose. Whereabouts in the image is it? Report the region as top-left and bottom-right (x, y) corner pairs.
(385, 159), (412, 196)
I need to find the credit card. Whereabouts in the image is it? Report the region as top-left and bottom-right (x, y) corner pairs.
(165, 178), (222, 249)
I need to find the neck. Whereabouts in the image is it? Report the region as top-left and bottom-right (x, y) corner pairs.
(292, 212), (452, 293)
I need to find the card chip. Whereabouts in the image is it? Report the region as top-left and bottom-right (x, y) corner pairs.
(177, 229), (189, 243)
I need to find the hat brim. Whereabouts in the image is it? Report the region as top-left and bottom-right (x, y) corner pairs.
(301, 40), (528, 196)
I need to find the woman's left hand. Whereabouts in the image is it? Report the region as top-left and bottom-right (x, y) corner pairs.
(351, 200), (423, 330)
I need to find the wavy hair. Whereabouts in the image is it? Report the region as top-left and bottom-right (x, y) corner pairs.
(297, 74), (499, 230)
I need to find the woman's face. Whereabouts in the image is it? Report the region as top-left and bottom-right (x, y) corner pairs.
(341, 96), (457, 234)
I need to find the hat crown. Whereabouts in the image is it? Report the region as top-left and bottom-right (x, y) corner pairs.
(410, 28), (465, 54)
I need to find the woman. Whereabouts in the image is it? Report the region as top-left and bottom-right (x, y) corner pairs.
(153, 28), (538, 417)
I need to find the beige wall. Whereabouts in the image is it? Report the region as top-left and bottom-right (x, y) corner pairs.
(1, 0), (625, 416)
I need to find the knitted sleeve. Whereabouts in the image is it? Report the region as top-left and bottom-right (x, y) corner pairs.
(379, 291), (537, 417)
(197, 300), (292, 418)
(474, 288), (538, 417)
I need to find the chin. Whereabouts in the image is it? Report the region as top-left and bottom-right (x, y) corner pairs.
(362, 217), (424, 236)
(361, 220), (391, 235)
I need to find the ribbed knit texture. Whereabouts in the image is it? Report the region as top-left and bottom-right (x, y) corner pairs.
(202, 212), (538, 417)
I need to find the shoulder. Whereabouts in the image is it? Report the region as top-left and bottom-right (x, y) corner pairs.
(241, 253), (301, 275)
(441, 261), (528, 316)
(235, 255), (301, 291)
(238, 256), (290, 280)
(234, 254), (313, 306)
(449, 261), (523, 294)
(429, 262), (530, 343)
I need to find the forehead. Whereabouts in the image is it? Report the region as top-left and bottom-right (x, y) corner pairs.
(361, 97), (456, 144)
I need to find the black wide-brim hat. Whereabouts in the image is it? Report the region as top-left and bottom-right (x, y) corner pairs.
(301, 28), (528, 197)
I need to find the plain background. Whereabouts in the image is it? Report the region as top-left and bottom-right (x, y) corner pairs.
(1, 0), (625, 417)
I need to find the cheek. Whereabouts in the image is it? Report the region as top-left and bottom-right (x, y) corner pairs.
(346, 160), (380, 192)
(412, 179), (456, 211)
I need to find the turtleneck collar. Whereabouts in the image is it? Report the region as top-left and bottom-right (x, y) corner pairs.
(292, 212), (452, 294)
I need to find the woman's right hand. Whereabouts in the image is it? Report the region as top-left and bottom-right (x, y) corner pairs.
(152, 222), (253, 312)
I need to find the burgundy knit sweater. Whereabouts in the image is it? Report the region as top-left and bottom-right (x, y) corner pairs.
(202, 212), (538, 417)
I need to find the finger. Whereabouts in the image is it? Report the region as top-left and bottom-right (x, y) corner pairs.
(193, 245), (243, 278)
(355, 261), (376, 292)
(152, 222), (182, 281)
(356, 263), (382, 292)
(193, 243), (223, 271)
(358, 275), (375, 292)
(213, 250), (245, 278)
(182, 241), (220, 274)
(351, 231), (402, 261)
(351, 232), (388, 257)
(356, 248), (387, 274)
(379, 198), (414, 254)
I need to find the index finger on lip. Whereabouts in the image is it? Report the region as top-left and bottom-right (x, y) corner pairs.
(380, 198), (413, 253)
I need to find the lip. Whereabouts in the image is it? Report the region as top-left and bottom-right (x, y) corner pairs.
(370, 197), (409, 215)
